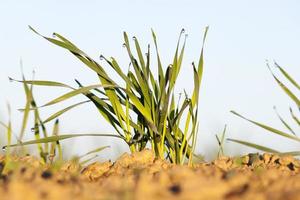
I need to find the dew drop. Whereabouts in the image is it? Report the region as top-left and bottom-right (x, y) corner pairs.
(52, 33), (56, 38)
(2, 146), (6, 152)
(132, 36), (137, 41)
(181, 28), (185, 34)
(31, 127), (35, 132)
(99, 54), (104, 60)
(122, 43), (126, 48)
(8, 77), (13, 82)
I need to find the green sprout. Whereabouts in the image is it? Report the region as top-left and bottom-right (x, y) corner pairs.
(5, 26), (209, 165)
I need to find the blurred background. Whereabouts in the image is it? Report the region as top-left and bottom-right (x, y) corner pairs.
(0, 0), (299, 160)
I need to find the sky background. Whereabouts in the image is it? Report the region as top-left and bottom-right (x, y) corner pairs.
(0, 0), (300, 160)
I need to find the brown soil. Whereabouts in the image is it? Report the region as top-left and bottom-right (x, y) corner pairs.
(1, 150), (300, 200)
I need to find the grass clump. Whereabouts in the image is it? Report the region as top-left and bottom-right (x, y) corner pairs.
(6, 26), (209, 165)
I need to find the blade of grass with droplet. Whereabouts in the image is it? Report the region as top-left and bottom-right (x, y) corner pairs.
(124, 32), (151, 108)
(9, 78), (73, 89)
(30, 26), (117, 86)
(268, 65), (300, 108)
(49, 119), (60, 162)
(29, 26), (87, 57)
(228, 138), (279, 153)
(151, 29), (165, 100)
(169, 29), (185, 91)
(133, 36), (146, 73)
(192, 26), (209, 108)
(231, 111), (300, 142)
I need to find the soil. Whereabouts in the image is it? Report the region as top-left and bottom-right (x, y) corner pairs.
(1, 150), (300, 200)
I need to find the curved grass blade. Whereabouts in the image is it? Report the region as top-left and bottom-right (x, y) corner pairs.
(80, 155), (99, 165)
(227, 138), (279, 153)
(79, 146), (110, 159)
(29, 26), (86, 57)
(231, 111), (300, 142)
(290, 107), (300, 126)
(43, 100), (90, 124)
(273, 106), (296, 135)
(267, 64), (300, 108)
(274, 62), (300, 91)
(41, 84), (115, 107)
(9, 78), (73, 89)
(216, 124), (227, 157)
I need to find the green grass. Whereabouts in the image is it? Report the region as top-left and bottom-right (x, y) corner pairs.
(3, 27), (209, 165)
(229, 62), (300, 155)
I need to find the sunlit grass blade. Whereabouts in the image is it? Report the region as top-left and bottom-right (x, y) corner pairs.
(227, 138), (279, 153)
(231, 111), (300, 142)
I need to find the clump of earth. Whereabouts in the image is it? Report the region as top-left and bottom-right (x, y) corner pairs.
(1, 150), (300, 200)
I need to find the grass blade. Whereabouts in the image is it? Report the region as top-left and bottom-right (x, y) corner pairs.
(275, 62), (300, 91)
(3, 133), (123, 149)
(43, 100), (90, 124)
(231, 111), (300, 142)
(227, 138), (279, 153)
(273, 106), (296, 135)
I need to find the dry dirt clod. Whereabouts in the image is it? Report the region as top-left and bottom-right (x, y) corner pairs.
(81, 161), (112, 181)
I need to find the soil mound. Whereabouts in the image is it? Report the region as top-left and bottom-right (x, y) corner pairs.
(1, 150), (300, 200)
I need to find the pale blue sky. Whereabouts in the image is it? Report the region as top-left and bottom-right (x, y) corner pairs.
(0, 0), (300, 160)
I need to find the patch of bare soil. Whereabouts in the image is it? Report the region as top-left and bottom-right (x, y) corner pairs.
(1, 150), (300, 200)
